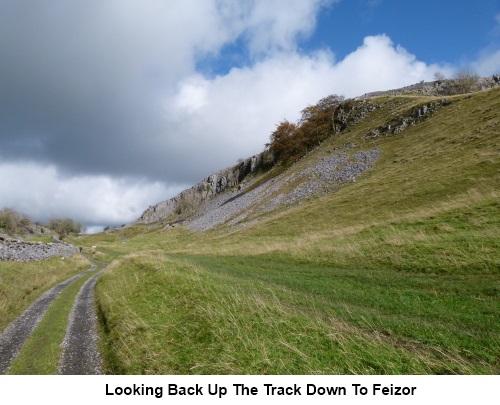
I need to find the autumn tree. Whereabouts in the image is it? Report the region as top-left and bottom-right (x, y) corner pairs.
(267, 94), (348, 165)
(268, 120), (300, 163)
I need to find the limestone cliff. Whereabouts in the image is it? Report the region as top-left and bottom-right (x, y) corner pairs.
(136, 152), (267, 224)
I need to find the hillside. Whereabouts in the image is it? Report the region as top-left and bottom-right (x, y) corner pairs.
(75, 84), (499, 374)
(136, 78), (499, 236)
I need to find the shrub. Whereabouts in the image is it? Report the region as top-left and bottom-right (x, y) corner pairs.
(0, 208), (33, 235)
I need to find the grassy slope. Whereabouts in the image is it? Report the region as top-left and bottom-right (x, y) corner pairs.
(83, 89), (498, 374)
(0, 254), (91, 332)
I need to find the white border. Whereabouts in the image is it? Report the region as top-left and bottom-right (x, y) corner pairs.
(1, 375), (498, 404)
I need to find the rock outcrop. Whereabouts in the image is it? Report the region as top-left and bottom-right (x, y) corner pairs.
(0, 236), (79, 262)
(186, 148), (381, 232)
(364, 98), (453, 139)
(137, 152), (267, 224)
(358, 75), (500, 99)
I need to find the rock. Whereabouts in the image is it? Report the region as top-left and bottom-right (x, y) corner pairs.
(136, 152), (267, 224)
(0, 239), (79, 262)
(185, 148), (381, 232)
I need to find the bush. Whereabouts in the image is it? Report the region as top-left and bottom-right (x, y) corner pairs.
(453, 69), (480, 93)
(438, 69), (480, 95)
(0, 208), (33, 235)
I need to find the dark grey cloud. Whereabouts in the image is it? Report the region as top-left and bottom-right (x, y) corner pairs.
(0, 0), (332, 185)
(0, 0), (220, 183)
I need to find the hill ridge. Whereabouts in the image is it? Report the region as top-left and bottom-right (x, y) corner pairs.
(136, 76), (499, 231)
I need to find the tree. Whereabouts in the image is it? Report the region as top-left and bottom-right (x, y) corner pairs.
(433, 71), (446, 83)
(46, 217), (85, 236)
(453, 69), (479, 93)
(267, 94), (349, 165)
(268, 120), (302, 163)
(0, 208), (33, 235)
(299, 94), (345, 148)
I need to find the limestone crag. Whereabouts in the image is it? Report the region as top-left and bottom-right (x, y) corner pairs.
(137, 153), (266, 224)
(358, 75), (500, 99)
(364, 99), (453, 139)
(0, 236), (79, 262)
(187, 148), (381, 232)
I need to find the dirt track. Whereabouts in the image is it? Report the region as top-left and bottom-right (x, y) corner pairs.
(0, 264), (103, 374)
(59, 270), (103, 374)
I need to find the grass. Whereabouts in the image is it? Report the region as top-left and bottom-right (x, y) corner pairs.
(8, 265), (100, 374)
(0, 254), (91, 332)
(96, 252), (497, 374)
(85, 88), (499, 374)
(23, 236), (54, 243)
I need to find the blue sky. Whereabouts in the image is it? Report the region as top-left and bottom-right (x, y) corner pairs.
(308, 0), (499, 64)
(0, 0), (498, 230)
(201, 0), (500, 75)
(314, 0), (500, 64)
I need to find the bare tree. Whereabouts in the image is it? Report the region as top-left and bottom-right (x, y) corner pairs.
(433, 71), (446, 83)
(453, 69), (480, 93)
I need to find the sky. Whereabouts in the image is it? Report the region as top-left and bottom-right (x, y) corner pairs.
(0, 0), (499, 232)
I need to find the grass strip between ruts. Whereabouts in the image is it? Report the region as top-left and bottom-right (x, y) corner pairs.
(8, 266), (99, 375)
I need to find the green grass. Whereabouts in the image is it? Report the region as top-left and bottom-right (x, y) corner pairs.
(24, 236), (54, 243)
(97, 252), (497, 374)
(0, 255), (91, 332)
(8, 266), (99, 374)
(86, 88), (499, 374)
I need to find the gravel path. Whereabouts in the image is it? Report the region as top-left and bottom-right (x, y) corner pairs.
(0, 265), (96, 374)
(58, 270), (104, 375)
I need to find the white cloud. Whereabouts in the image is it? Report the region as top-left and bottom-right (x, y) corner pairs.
(472, 49), (500, 76)
(234, 0), (335, 55)
(163, 35), (448, 173)
(0, 162), (185, 226)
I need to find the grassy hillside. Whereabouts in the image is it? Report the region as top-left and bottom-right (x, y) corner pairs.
(75, 88), (499, 374)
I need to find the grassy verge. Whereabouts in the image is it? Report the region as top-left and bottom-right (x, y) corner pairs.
(8, 265), (99, 374)
(0, 254), (91, 332)
(96, 247), (498, 374)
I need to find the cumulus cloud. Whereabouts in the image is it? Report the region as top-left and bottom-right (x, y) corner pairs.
(0, 163), (187, 227)
(0, 0), (333, 181)
(472, 49), (500, 76)
(164, 35), (447, 171)
(0, 162), (185, 229)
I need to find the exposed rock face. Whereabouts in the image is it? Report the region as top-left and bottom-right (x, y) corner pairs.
(186, 148), (381, 232)
(364, 99), (453, 138)
(137, 152), (266, 224)
(357, 75), (500, 99)
(0, 237), (79, 262)
(136, 99), (383, 227)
